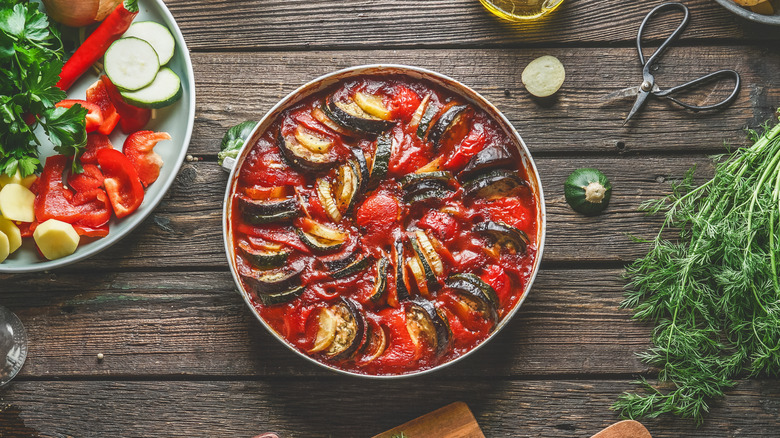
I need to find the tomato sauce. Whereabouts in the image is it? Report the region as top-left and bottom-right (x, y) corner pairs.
(230, 75), (539, 375)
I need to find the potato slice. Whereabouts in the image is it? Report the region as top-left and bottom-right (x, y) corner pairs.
(33, 219), (80, 260)
(522, 55), (566, 98)
(0, 169), (37, 189)
(0, 183), (36, 223)
(0, 217), (22, 254)
(0, 231), (9, 263)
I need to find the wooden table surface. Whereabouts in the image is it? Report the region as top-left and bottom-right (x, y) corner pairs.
(3, 0), (780, 436)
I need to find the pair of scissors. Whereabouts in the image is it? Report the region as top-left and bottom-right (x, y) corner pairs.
(604, 2), (741, 125)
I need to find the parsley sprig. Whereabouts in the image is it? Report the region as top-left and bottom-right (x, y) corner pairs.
(0, 0), (87, 177)
(614, 116), (780, 423)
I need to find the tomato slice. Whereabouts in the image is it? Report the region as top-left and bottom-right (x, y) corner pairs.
(355, 192), (400, 246)
(96, 148), (145, 219)
(101, 75), (151, 133)
(80, 132), (114, 165)
(122, 131), (171, 186)
(86, 79), (121, 135)
(55, 99), (103, 133)
(388, 85), (421, 121)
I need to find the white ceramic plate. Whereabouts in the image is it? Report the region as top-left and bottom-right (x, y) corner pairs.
(714, 0), (780, 26)
(0, 0), (195, 273)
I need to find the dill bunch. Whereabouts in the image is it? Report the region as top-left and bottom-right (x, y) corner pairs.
(614, 117), (780, 424)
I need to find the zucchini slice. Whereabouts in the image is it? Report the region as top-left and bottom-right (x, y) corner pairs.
(350, 148), (370, 190)
(103, 37), (159, 91)
(406, 188), (452, 206)
(409, 94), (431, 130)
(459, 142), (515, 180)
(316, 177), (342, 223)
(258, 285), (305, 306)
(446, 273), (500, 325)
(122, 21), (176, 65)
(399, 171), (453, 190)
(368, 256), (390, 302)
(332, 161), (360, 215)
(326, 298), (366, 360)
(417, 99), (439, 139)
(462, 169), (525, 200)
(409, 231), (440, 294)
(237, 194), (299, 225)
(238, 240), (290, 270)
(393, 239), (410, 303)
(407, 254), (430, 298)
(367, 133), (392, 191)
(413, 230), (444, 277)
(277, 131), (338, 172)
(354, 92), (391, 120)
(242, 260), (305, 295)
(474, 221), (529, 254)
(313, 104), (356, 136)
(319, 236), (359, 271)
(119, 67), (182, 109)
(294, 125), (334, 153)
(405, 298), (451, 356)
(427, 104), (472, 151)
(331, 253), (372, 279)
(326, 96), (394, 135)
(296, 218), (348, 253)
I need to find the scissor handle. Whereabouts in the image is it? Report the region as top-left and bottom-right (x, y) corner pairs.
(653, 69), (741, 111)
(637, 2), (690, 72)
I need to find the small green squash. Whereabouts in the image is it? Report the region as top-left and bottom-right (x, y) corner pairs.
(564, 168), (612, 215)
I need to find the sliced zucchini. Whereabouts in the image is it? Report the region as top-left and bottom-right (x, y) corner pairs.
(367, 133), (392, 191)
(406, 187), (452, 206)
(413, 230), (444, 277)
(402, 181), (449, 204)
(277, 131), (338, 172)
(123, 21), (176, 65)
(258, 286), (305, 306)
(446, 273), (499, 325)
(242, 210), (298, 225)
(332, 161), (360, 215)
(409, 232), (439, 293)
(350, 148), (370, 190)
(120, 67), (182, 109)
(393, 239), (410, 302)
(242, 260), (305, 295)
(295, 218), (347, 253)
(326, 96), (394, 135)
(294, 125), (334, 153)
(316, 177), (342, 222)
(325, 298), (366, 360)
(103, 37), (160, 91)
(319, 236), (359, 271)
(399, 170), (453, 190)
(368, 256), (390, 302)
(237, 195), (298, 218)
(407, 254), (430, 298)
(331, 253), (372, 279)
(462, 169), (525, 200)
(354, 92), (391, 120)
(417, 99), (439, 139)
(313, 104), (355, 136)
(427, 105), (471, 151)
(405, 298), (451, 356)
(238, 240), (290, 270)
(409, 94), (431, 130)
(459, 141), (515, 180)
(474, 221), (529, 254)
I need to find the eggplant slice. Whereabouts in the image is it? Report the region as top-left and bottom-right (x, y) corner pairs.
(237, 195), (299, 223)
(459, 141), (515, 180)
(323, 298), (366, 360)
(393, 239), (411, 302)
(406, 298), (451, 356)
(277, 130), (338, 171)
(445, 273), (499, 325)
(369, 256), (390, 302)
(326, 96), (394, 135)
(238, 240), (290, 270)
(258, 285), (305, 306)
(462, 169), (525, 199)
(427, 104), (472, 151)
(474, 221), (529, 254)
(242, 259), (305, 296)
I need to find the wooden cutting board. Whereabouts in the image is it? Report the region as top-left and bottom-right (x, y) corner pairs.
(372, 402), (484, 438)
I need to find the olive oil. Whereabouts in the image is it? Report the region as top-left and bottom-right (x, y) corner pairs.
(479, 0), (564, 21)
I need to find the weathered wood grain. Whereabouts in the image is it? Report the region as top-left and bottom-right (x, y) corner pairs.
(3, 269), (648, 377)
(1, 379), (777, 437)
(164, 0), (775, 50)
(187, 46), (780, 157)
(11, 155), (715, 270)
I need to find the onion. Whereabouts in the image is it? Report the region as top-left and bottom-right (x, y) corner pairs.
(42, 0), (121, 27)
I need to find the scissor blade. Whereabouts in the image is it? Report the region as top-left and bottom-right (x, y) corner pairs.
(624, 90), (652, 125)
(601, 86), (641, 103)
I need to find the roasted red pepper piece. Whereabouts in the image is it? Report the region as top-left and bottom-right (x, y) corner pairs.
(388, 85), (421, 121)
(443, 124), (487, 173)
(56, 0), (140, 91)
(101, 76), (151, 134)
(96, 148), (145, 219)
(55, 100), (103, 133)
(68, 164), (105, 192)
(122, 131), (171, 186)
(86, 79), (121, 135)
(80, 133), (114, 165)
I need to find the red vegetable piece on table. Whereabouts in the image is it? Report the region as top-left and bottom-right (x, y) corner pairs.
(96, 148), (145, 219)
(80, 133), (115, 165)
(55, 100), (103, 133)
(122, 131), (171, 186)
(101, 76), (151, 134)
(56, 0), (140, 91)
(86, 79), (121, 135)
(68, 164), (105, 192)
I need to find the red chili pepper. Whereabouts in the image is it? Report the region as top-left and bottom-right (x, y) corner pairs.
(68, 164), (105, 192)
(122, 131), (171, 186)
(96, 148), (145, 219)
(55, 100), (104, 133)
(80, 132), (115, 165)
(101, 76), (151, 134)
(86, 79), (121, 135)
(56, 0), (139, 91)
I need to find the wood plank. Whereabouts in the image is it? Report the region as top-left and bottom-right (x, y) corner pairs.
(24, 155), (716, 270)
(186, 46), (780, 157)
(4, 268), (645, 377)
(164, 0), (776, 50)
(0, 379), (777, 437)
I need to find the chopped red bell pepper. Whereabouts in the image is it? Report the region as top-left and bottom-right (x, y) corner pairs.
(55, 100), (103, 133)
(388, 85), (421, 121)
(101, 76), (151, 134)
(72, 224), (110, 238)
(80, 133), (115, 165)
(56, 0), (139, 91)
(71, 188), (112, 228)
(96, 148), (145, 219)
(86, 79), (121, 135)
(122, 131), (171, 186)
(68, 164), (105, 192)
(443, 124), (487, 173)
